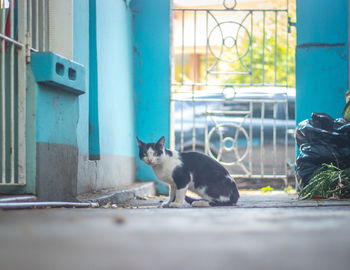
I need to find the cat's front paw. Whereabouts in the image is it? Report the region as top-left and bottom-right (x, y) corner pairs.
(161, 201), (171, 208)
(168, 202), (183, 208)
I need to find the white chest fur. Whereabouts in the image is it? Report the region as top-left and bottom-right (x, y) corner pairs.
(152, 150), (182, 184)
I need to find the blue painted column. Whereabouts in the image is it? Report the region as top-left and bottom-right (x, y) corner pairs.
(296, 0), (348, 125)
(88, 0), (100, 160)
(131, 0), (171, 193)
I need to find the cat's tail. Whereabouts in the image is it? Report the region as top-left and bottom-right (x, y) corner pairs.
(184, 195), (203, 204)
(230, 178), (240, 204)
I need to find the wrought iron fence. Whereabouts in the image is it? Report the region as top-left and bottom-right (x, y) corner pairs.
(170, 0), (296, 184)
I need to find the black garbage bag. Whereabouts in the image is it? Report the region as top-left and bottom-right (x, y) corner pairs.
(295, 113), (350, 186)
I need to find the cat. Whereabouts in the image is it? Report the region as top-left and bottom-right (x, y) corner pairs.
(136, 136), (240, 208)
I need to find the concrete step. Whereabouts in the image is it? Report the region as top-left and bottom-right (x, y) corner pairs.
(77, 181), (156, 206)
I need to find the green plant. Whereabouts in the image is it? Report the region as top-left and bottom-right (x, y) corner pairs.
(299, 164), (350, 200)
(221, 37), (295, 87)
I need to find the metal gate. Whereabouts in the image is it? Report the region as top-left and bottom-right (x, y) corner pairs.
(0, 0), (26, 186)
(0, 0), (48, 186)
(170, 0), (296, 184)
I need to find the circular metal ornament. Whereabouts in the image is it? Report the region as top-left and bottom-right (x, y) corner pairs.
(223, 137), (235, 152)
(222, 87), (237, 99)
(208, 21), (251, 63)
(207, 123), (249, 166)
(223, 0), (237, 10)
(224, 36), (236, 48)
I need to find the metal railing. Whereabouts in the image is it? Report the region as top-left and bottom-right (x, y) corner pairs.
(0, 0), (27, 185)
(28, 0), (49, 52)
(171, 92), (295, 182)
(170, 0), (296, 184)
(0, 0), (48, 186)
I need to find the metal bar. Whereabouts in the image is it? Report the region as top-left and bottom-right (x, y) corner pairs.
(28, 0), (32, 35)
(204, 102), (208, 154)
(174, 8), (288, 12)
(181, 10), (184, 85)
(171, 82), (289, 87)
(260, 102), (265, 178)
(17, 0), (27, 184)
(262, 10), (266, 85)
(0, 195), (36, 203)
(191, 8), (196, 154)
(250, 11), (253, 85)
(172, 97), (289, 103)
(192, 99), (196, 151)
(274, 11), (277, 85)
(209, 71), (250, 75)
(46, 0), (50, 51)
(9, 0), (14, 183)
(206, 110), (251, 115)
(249, 101), (253, 175)
(41, 0), (46, 51)
(286, 0), (289, 87)
(285, 0), (290, 184)
(193, 10), (196, 85)
(0, 201), (99, 210)
(35, 0), (39, 49)
(169, 99), (175, 150)
(205, 10), (208, 85)
(180, 101), (184, 151)
(1, 5), (6, 184)
(0, 182), (25, 186)
(285, 96), (289, 185)
(0, 33), (24, 47)
(272, 102), (277, 176)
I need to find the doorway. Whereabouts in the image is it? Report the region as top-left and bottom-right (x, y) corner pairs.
(170, 0), (296, 188)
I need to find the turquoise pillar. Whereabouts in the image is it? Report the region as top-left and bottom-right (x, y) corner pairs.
(88, 0), (100, 160)
(131, 0), (171, 193)
(296, 0), (348, 125)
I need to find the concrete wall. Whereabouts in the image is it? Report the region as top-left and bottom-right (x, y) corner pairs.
(296, 0), (348, 124)
(74, 0), (136, 195)
(28, 51), (82, 201)
(131, 0), (171, 193)
(13, 0), (137, 200)
(2, 0), (169, 198)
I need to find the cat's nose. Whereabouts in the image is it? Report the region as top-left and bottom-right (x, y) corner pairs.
(145, 158), (153, 165)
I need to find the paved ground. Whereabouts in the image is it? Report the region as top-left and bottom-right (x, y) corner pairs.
(1, 192), (350, 270)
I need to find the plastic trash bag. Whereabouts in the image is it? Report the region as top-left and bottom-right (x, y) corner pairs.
(295, 113), (350, 186)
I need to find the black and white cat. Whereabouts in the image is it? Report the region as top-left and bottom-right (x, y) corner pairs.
(136, 136), (239, 208)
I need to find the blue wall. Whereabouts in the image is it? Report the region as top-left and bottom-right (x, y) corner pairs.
(131, 0), (171, 193)
(96, 0), (135, 157)
(73, 0), (89, 152)
(35, 85), (79, 146)
(296, 0), (348, 124)
(73, 0), (136, 159)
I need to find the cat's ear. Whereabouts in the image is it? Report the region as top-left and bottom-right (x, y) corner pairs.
(136, 137), (144, 147)
(156, 136), (165, 150)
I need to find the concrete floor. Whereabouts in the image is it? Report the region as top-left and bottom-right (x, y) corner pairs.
(1, 192), (350, 270)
